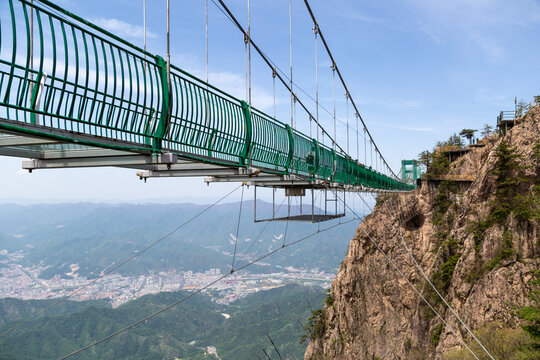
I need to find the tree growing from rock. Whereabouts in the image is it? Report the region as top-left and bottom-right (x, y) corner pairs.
(417, 150), (432, 172)
(481, 124), (493, 138)
(459, 129), (477, 145)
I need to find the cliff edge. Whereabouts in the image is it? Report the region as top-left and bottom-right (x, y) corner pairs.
(305, 106), (540, 359)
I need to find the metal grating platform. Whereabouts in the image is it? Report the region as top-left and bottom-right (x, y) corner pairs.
(254, 214), (346, 223)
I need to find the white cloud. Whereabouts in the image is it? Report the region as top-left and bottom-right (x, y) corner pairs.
(172, 54), (278, 113)
(92, 18), (157, 40)
(338, 10), (407, 32)
(209, 71), (277, 111)
(352, 95), (423, 109)
(468, 32), (503, 62)
(338, 12), (388, 25)
(407, 0), (540, 61)
(373, 123), (436, 133)
(418, 24), (441, 44)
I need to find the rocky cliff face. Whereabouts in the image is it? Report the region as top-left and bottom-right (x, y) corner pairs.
(305, 107), (540, 359)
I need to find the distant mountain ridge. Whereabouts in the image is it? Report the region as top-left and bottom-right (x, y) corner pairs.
(0, 284), (324, 360)
(0, 201), (360, 278)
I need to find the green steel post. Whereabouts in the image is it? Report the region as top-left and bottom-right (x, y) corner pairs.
(331, 148), (337, 181)
(313, 139), (320, 177)
(29, 72), (43, 124)
(4, 0), (17, 105)
(154, 55), (170, 151)
(285, 124), (294, 173)
(144, 108), (156, 146)
(240, 100), (252, 165)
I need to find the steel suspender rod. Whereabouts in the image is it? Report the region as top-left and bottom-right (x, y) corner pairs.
(214, 0), (348, 156)
(289, 0), (293, 128)
(303, 0), (398, 179)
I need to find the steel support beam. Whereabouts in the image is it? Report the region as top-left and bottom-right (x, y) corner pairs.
(22, 156), (155, 169)
(137, 167), (248, 178)
(0, 135), (58, 147)
(204, 174), (284, 183)
(37, 148), (140, 160)
(0, 147), (44, 159)
(22, 152), (178, 170)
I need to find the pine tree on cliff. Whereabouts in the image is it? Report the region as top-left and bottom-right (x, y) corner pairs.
(491, 140), (523, 222)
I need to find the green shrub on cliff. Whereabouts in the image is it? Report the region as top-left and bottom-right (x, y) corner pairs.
(444, 322), (539, 360)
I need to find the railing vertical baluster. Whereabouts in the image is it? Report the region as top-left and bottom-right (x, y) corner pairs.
(68, 26), (79, 129)
(152, 55), (170, 151)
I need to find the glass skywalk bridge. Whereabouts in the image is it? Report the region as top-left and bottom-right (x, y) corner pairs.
(0, 0), (414, 220)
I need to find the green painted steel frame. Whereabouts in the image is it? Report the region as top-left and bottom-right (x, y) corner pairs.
(0, 0), (415, 191)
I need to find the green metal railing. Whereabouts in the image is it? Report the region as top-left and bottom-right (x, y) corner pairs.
(0, 0), (414, 191)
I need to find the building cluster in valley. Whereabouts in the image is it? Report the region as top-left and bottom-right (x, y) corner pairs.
(0, 250), (332, 306)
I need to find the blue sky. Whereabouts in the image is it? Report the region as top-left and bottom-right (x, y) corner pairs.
(1, 0), (539, 203)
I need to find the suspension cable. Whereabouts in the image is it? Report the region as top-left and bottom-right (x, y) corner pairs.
(247, 0), (251, 107)
(237, 196), (287, 265)
(206, 0), (208, 83)
(272, 67), (276, 118)
(231, 185), (245, 271)
(332, 63), (336, 151)
(282, 220), (289, 248)
(247, 0), (252, 165)
(294, 95), (297, 133)
(57, 216), (360, 360)
(208, 0), (349, 145)
(289, 0), (293, 128)
(31, 0), (34, 76)
(212, 0), (356, 141)
(370, 140), (373, 168)
(0, 185), (241, 337)
(302, 0), (398, 179)
(204, 0), (210, 128)
(364, 127), (367, 165)
(329, 188), (483, 360)
(244, 32), (248, 102)
(267, 333), (284, 360)
(239, 189), (325, 267)
(346, 92), (349, 155)
(166, 0), (171, 91)
(213, 0), (347, 156)
(212, 0), (376, 167)
(363, 193), (489, 359)
(378, 195), (496, 360)
(399, 234), (494, 359)
(314, 22), (319, 142)
(355, 113), (359, 161)
(143, 0), (146, 52)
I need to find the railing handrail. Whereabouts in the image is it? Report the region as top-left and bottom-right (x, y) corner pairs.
(0, 0), (415, 191)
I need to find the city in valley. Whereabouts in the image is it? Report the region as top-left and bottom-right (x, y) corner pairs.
(0, 250), (333, 307)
